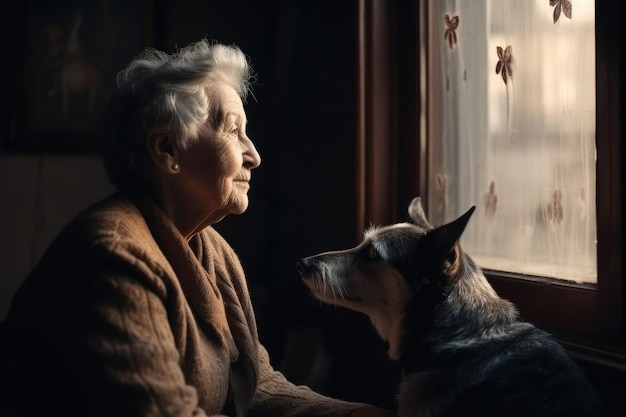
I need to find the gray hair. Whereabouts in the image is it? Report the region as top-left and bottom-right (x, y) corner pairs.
(102, 39), (254, 191)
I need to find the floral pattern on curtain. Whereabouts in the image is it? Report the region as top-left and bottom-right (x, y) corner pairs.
(427, 0), (596, 283)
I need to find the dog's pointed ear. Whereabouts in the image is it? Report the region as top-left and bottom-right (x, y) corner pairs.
(426, 206), (476, 259)
(408, 197), (434, 230)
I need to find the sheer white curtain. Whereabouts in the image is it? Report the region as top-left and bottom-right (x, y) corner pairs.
(426, 0), (596, 283)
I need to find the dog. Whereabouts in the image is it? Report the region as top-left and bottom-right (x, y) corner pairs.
(296, 197), (601, 417)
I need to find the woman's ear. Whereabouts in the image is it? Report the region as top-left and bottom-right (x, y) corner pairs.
(147, 129), (180, 174)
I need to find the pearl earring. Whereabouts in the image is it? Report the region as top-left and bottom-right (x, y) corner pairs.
(172, 163), (180, 171)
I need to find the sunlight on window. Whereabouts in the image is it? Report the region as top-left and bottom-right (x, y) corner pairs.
(426, 0), (596, 283)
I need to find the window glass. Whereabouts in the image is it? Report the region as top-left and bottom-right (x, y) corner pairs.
(426, 0), (596, 283)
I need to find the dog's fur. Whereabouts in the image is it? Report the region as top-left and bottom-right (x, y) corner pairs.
(297, 197), (601, 417)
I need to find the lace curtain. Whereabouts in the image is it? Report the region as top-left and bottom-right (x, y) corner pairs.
(426, 0), (596, 283)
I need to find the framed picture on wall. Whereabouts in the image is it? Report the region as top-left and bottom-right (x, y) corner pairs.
(3, 0), (154, 154)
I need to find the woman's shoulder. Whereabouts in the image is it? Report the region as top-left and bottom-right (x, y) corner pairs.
(58, 193), (153, 251)
(75, 193), (142, 225)
(38, 193), (171, 287)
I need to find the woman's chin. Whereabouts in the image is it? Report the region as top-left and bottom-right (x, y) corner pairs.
(228, 195), (249, 215)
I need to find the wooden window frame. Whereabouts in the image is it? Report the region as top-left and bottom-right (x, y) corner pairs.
(356, 0), (625, 368)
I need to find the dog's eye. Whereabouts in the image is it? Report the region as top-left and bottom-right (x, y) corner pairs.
(367, 245), (380, 260)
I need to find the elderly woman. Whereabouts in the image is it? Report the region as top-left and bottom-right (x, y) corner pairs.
(0, 40), (393, 417)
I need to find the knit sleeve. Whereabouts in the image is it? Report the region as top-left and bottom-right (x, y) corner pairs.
(72, 249), (210, 417)
(248, 342), (369, 417)
(203, 228), (379, 417)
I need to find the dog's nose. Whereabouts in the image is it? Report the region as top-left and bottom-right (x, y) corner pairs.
(296, 258), (312, 276)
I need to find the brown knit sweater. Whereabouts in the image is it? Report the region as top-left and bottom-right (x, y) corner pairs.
(0, 193), (365, 417)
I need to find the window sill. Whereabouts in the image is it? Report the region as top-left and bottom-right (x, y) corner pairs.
(485, 271), (626, 370)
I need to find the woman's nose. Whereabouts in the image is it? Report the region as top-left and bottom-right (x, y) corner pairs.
(247, 141), (261, 169)
(243, 136), (261, 169)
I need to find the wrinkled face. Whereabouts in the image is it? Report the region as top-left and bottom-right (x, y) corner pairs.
(177, 83), (261, 224)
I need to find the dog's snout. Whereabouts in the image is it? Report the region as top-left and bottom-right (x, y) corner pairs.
(296, 258), (313, 276)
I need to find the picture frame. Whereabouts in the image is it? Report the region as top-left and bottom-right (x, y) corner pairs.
(4, 0), (154, 154)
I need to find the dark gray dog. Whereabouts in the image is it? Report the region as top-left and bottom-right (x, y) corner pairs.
(297, 197), (601, 417)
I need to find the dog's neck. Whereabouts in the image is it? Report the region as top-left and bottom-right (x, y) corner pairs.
(397, 252), (518, 373)
(369, 312), (406, 360)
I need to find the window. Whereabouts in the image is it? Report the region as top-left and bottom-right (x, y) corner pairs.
(426, 0), (596, 284)
(356, 0), (623, 365)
